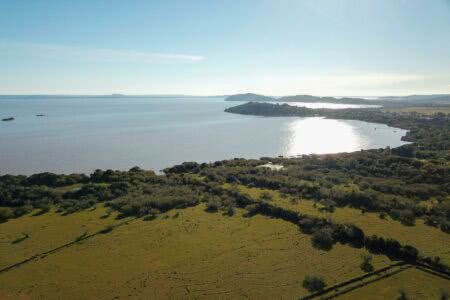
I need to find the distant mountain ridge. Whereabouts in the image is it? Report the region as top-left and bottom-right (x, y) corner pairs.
(225, 93), (450, 107)
(224, 93), (276, 102)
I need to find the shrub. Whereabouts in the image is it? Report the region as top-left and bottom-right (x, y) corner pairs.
(13, 205), (33, 217)
(223, 205), (235, 216)
(243, 204), (260, 217)
(143, 208), (160, 221)
(0, 207), (14, 222)
(440, 220), (450, 234)
(397, 289), (408, 300)
(205, 197), (221, 213)
(143, 215), (156, 221)
(311, 227), (335, 251)
(302, 275), (327, 293)
(360, 254), (374, 272)
(390, 209), (415, 226)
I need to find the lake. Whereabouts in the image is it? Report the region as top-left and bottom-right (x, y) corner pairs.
(0, 96), (408, 175)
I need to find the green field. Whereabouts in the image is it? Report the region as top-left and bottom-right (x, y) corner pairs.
(229, 185), (450, 265)
(339, 267), (450, 300)
(0, 205), (393, 299)
(0, 205), (123, 269)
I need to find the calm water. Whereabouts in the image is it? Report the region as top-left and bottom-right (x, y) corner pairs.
(0, 96), (408, 175)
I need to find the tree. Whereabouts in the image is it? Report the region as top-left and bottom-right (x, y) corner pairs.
(397, 289), (408, 300)
(360, 254), (374, 272)
(311, 227), (335, 250)
(205, 197), (221, 213)
(302, 275), (326, 293)
(0, 207), (14, 222)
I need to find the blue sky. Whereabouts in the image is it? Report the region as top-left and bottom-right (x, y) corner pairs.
(1, 0), (450, 96)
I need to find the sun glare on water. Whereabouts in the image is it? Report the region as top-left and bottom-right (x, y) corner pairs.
(286, 117), (361, 156)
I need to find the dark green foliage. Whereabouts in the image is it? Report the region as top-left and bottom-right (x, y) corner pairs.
(390, 209), (416, 226)
(364, 235), (418, 262)
(311, 227), (335, 250)
(107, 185), (199, 217)
(0, 207), (14, 222)
(163, 162), (201, 174)
(360, 254), (374, 272)
(24, 172), (87, 187)
(205, 197), (221, 212)
(302, 275), (327, 293)
(223, 205), (235, 216)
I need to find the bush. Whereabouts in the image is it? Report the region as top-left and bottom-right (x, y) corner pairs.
(13, 205), (33, 217)
(440, 220), (450, 234)
(302, 275), (327, 293)
(244, 204), (260, 217)
(311, 227), (335, 250)
(397, 289), (408, 300)
(360, 254), (374, 272)
(390, 209), (415, 226)
(0, 207), (14, 222)
(223, 205), (235, 216)
(205, 197), (221, 213)
(143, 208), (160, 221)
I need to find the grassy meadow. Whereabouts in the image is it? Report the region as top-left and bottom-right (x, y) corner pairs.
(229, 184), (450, 265)
(0, 205), (122, 269)
(339, 267), (450, 300)
(0, 205), (392, 299)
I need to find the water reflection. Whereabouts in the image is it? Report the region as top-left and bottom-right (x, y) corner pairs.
(0, 97), (408, 175)
(285, 117), (362, 156)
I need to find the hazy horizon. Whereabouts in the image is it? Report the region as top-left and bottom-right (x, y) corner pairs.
(1, 92), (449, 99)
(1, 0), (450, 96)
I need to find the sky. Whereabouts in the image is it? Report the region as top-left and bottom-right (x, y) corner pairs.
(1, 0), (450, 96)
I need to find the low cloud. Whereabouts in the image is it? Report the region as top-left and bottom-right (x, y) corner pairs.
(0, 40), (205, 64)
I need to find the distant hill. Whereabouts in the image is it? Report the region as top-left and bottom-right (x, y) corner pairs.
(224, 93), (275, 102)
(278, 95), (380, 105)
(225, 93), (450, 107)
(225, 93), (380, 104)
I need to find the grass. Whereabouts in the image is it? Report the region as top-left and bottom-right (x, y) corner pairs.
(228, 184), (450, 264)
(338, 267), (450, 300)
(0, 205), (391, 299)
(0, 204), (122, 269)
